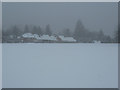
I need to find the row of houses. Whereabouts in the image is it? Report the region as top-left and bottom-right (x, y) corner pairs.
(3, 33), (101, 43)
(21, 33), (77, 43)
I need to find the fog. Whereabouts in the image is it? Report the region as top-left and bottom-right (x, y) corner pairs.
(2, 2), (118, 37)
(0, 2), (1, 30)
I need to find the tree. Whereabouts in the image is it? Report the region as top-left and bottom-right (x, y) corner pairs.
(24, 25), (29, 33)
(118, 25), (120, 43)
(31, 26), (37, 34)
(31, 26), (43, 36)
(63, 28), (71, 37)
(12, 25), (22, 38)
(37, 26), (43, 36)
(118, 29), (120, 43)
(73, 20), (86, 41)
(114, 30), (118, 43)
(98, 29), (104, 42)
(2, 29), (8, 42)
(45, 24), (52, 36)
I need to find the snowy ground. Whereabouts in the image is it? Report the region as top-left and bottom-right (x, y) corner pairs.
(0, 45), (1, 89)
(2, 43), (118, 88)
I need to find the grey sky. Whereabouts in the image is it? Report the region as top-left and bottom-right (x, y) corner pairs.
(0, 2), (1, 30)
(2, 2), (118, 37)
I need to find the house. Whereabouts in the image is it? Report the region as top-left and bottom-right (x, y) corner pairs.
(93, 40), (101, 43)
(21, 33), (76, 43)
(58, 35), (76, 43)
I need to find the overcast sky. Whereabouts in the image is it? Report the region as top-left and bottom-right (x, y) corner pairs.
(2, 2), (118, 37)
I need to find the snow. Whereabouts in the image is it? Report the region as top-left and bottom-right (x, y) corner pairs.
(59, 35), (76, 42)
(33, 34), (40, 39)
(40, 35), (57, 41)
(22, 33), (76, 42)
(0, 44), (2, 90)
(2, 43), (118, 88)
(93, 40), (101, 43)
(22, 33), (34, 38)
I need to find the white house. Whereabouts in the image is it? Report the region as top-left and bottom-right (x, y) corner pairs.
(22, 33), (76, 43)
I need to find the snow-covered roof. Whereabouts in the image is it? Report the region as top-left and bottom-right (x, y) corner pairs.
(33, 34), (41, 39)
(93, 40), (101, 43)
(59, 35), (76, 42)
(49, 36), (57, 41)
(22, 33), (76, 42)
(40, 35), (57, 41)
(22, 33), (34, 38)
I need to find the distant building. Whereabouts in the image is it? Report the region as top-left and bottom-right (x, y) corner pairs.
(21, 33), (76, 43)
(93, 40), (101, 43)
(58, 35), (76, 42)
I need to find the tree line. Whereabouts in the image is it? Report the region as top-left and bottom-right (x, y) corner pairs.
(2, 20), (118, 43)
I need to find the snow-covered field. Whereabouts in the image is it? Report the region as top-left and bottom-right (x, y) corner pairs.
(2, 43), (118, 88)
(0, 43), (2, 90)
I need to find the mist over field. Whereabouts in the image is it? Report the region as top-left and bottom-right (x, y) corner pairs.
(0, 2), (2, 43)
(3, 2), (118, 36)
(2, 2), (118, 43)
(2, 2), (119, 88)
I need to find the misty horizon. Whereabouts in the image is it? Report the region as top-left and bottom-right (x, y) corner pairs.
(2, 2), (118, 37)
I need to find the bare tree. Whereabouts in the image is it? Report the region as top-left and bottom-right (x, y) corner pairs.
(45, 24), (52, 36)
(24, 25), (29, 33)
(62, 28), (71, 37)
(73, 20), (87, 42)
